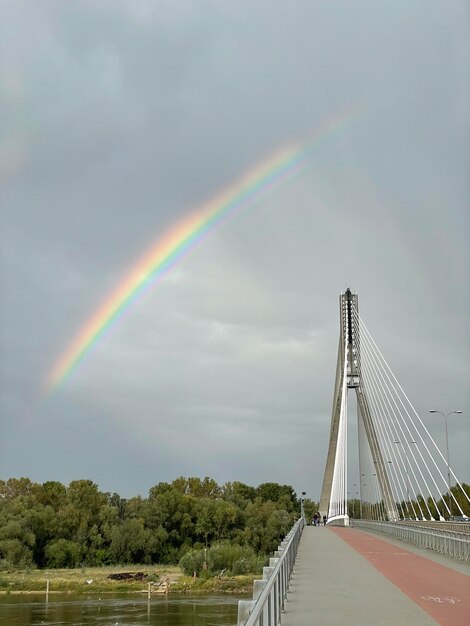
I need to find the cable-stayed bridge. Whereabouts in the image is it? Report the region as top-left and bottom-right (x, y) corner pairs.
(238, 289), (469, 626)
(320, 288), (469, 526)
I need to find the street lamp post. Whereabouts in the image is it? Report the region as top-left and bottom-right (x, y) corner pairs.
(372, 473), (380, 520)
(300, 491), (306, 520)
(394, 440), (416, 518)
(360, 474), (365, 519)
(352, 484), (358, 518)
(429, 410), (462, 517)
(386, 461), (396, 519)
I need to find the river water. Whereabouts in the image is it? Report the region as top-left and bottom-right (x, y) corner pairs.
(0, 593), (247, 625)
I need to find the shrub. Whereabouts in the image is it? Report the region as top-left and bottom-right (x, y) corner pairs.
(179, 542), (266, 577)
(179, 548), (205, 576)
(231, 555), (266, 575)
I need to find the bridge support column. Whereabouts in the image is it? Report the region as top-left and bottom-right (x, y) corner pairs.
(320, 289), (399, 522)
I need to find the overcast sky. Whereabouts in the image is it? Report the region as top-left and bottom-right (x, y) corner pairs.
(1, 1), (469, 501)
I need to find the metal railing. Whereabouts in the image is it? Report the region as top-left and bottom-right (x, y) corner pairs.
(397, 519), (470, 534)
(237, 518), (304, 626)
(353, 520), (470, 562)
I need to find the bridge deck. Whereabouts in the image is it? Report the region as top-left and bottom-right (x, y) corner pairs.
(282, 526), (469, 626)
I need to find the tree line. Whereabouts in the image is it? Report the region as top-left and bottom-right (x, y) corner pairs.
(0, 477), (315, 570)
(347, 483), (470, 520)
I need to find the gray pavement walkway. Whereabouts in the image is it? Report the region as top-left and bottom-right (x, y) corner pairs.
(282, 526), (439, 626)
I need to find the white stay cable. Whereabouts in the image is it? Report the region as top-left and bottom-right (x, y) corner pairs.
(355, 323), (406, 498)
(352, 314), (410, 518)
(356, 312), (456, 516)
(356, 319), (431, 520)
(359, 354), (414, 517)
(355, 316), (412, 520)
(353, 309), (456, 516)
(355, 311), (442, 518)
(357, 311), (469, 509)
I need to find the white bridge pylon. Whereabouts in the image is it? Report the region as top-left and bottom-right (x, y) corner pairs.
(319, 289), (469, 525)
(319, 289), (396, 525)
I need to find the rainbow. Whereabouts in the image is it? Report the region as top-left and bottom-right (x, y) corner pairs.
(46, 107), (361, 391)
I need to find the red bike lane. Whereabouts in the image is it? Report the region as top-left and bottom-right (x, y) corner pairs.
(331, 528), (469, 626)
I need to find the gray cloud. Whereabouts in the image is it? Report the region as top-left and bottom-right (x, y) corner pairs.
(1, 1), (469, 499)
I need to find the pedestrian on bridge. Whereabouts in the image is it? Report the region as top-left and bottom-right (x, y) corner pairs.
(323, 515), (327, 526)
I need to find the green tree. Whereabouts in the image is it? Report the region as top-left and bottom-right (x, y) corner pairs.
(45, 539), (81, 568)
(450, 483), (470, 517)
(187, 477), (221, 498)
(108, 518), (161, 564)
(223, 481), (257, 507)
(66, 480), (107, 516)
(256, 483), (298, 512)
(0, 477), (40, 500)
(26, 504), (59, 567)
(36, 481), (66, 510)
(0, 538), (34, 567)
(0, 504), (35, 567)
(242, 499), (292, 553)
(0, 475), (300, 568)
(303, 499), (319, 521)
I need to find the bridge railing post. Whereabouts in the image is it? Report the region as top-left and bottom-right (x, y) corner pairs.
(353, 520), (469, 563)
(237, 517), (305, 626)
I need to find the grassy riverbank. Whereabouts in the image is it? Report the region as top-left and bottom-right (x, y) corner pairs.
(0, 565), (255, 594)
